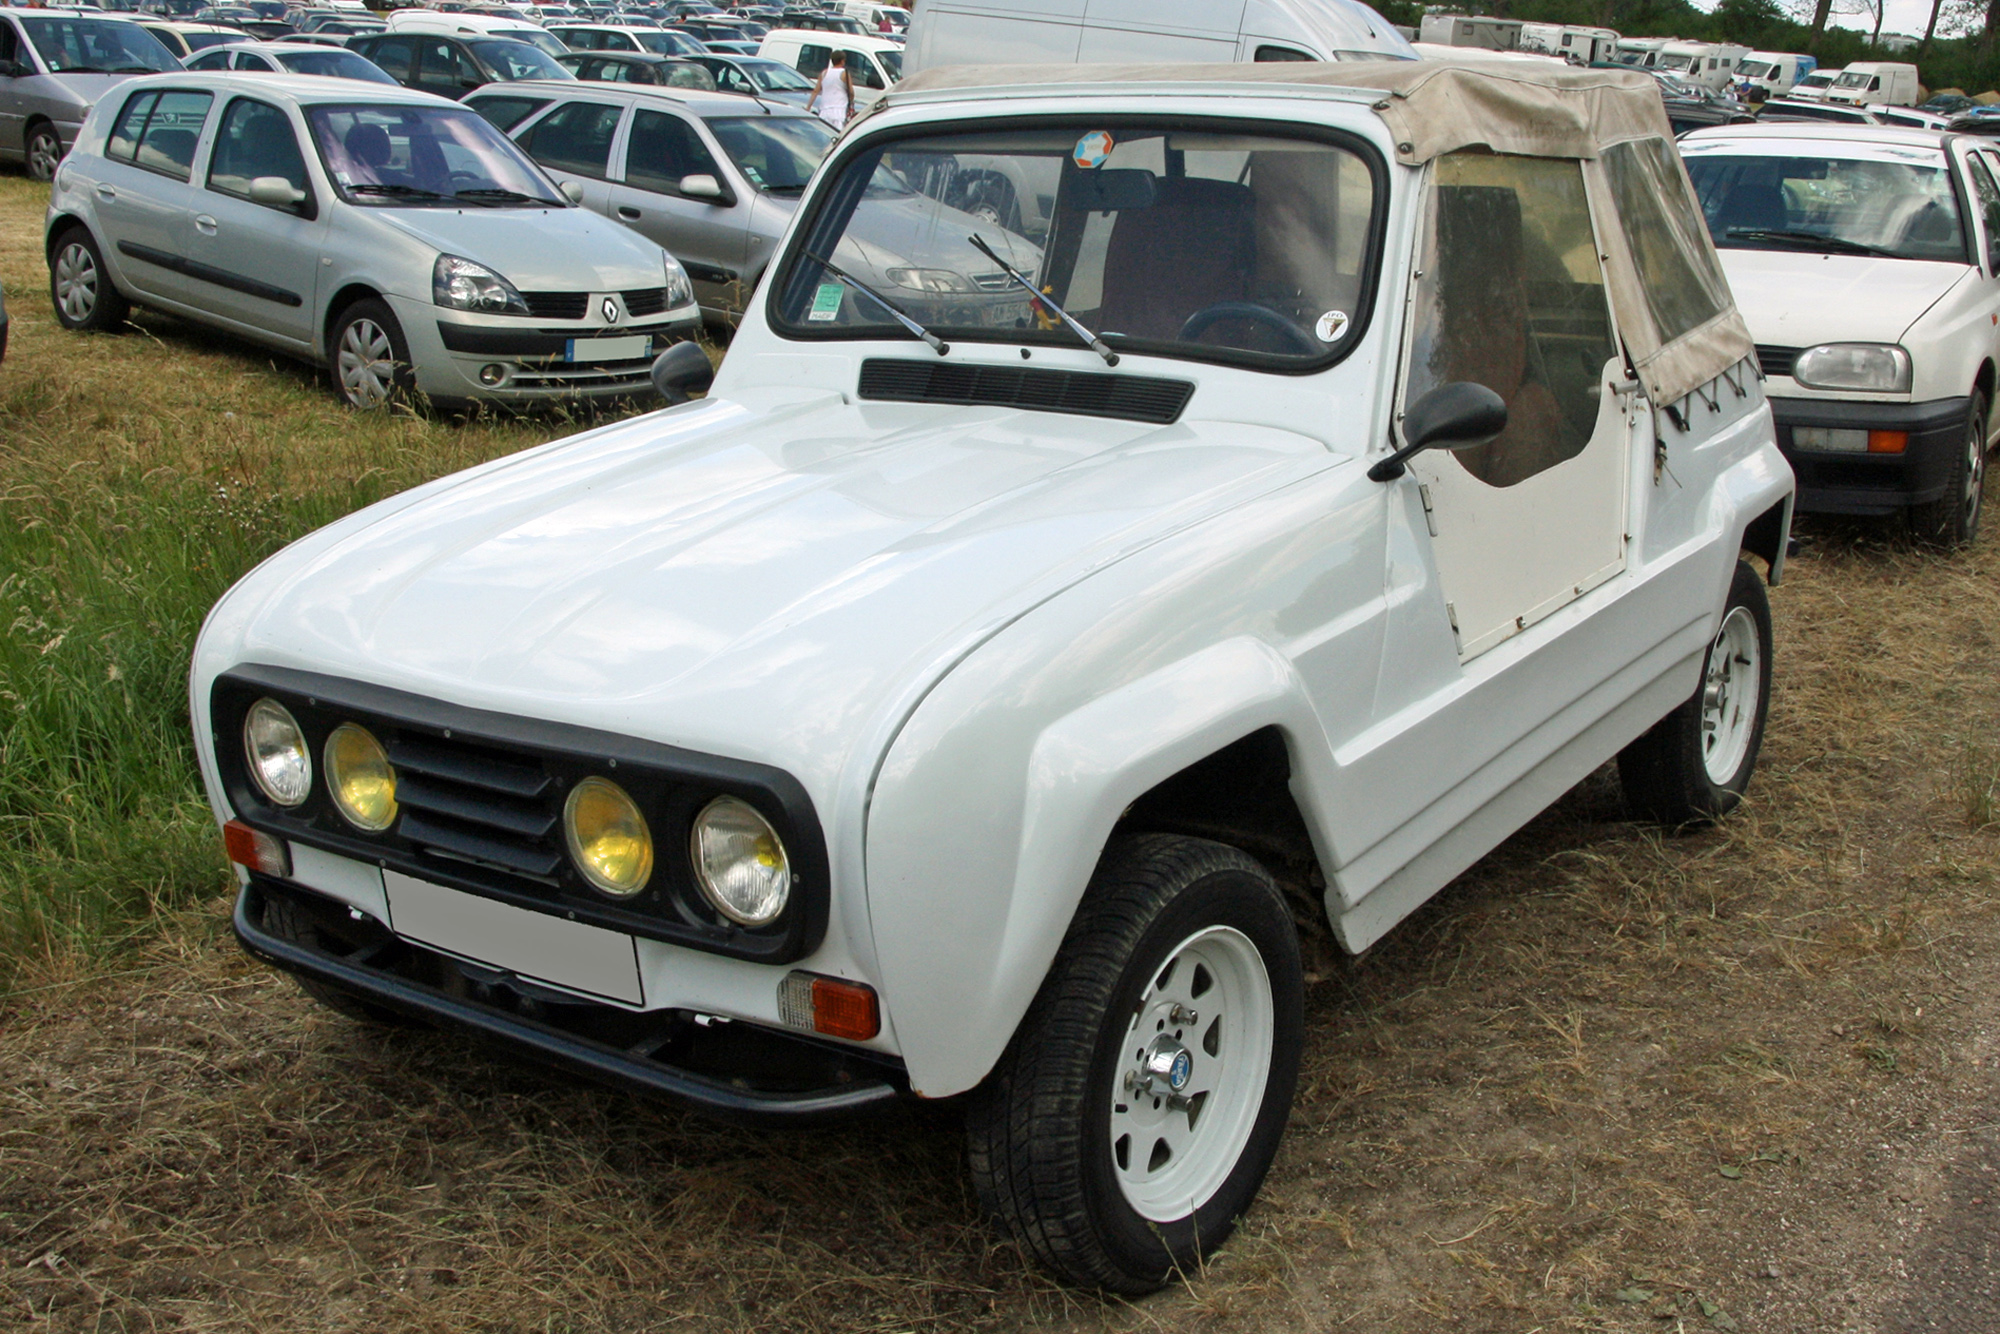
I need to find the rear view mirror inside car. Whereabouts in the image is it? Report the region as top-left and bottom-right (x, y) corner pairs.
(1064, 167), (1156, 212)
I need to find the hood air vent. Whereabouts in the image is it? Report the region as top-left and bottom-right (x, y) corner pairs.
(858, 358), (1195, 425)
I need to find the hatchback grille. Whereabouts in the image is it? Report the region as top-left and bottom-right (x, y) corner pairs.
(387, 735), (564, 880)
(971, 272), (1012, 292)
(857, 358), (1195, 425)
(622, 286), (669, 317)
(1756, 344), (1802, 378)
(522, 291), (589, 320)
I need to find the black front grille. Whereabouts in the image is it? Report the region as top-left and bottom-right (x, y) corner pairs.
(857, 358), (1195, 425)
(1757, 345), (1802, 378)
(622, 286), (669, 318)
(388, 736), (563, 879)
(523, 291), (589, 320)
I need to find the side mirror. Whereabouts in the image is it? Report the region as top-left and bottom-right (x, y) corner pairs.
(651, 339), (714, 405)
(560, 179), (585, 204)
(679, 172), (726, 202)
(1367, 382), (1508, 483)
(0, 59), (27, 78)
(247, 175), (307, 207)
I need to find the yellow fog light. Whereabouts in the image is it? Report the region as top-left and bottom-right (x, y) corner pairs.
(564, 776), (653, 897)
(325, 723), (398, 832)
(690, 795), (789, 926)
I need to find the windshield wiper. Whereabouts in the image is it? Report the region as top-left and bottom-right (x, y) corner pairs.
(967, 233), (1118, 367)
(453, 187), (550, 206)
(53, 64), (111, 73)
(802, 251), (949, 356)
(1724, 228), (1892, 257)
(348, 182), (449, 201)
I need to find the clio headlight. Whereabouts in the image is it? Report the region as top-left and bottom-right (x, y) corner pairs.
(244, 698), (311, 808)
(663, 253), (694, 308)
(1791, 343), (1911, 393)
(690, 796), (789, 926)
(433, 254), (530, 314)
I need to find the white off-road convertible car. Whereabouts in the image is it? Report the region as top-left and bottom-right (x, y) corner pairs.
(192, 59), (1794, 1291)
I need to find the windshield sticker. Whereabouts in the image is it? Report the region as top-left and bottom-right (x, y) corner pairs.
(1315, 310), (1350, 343)
(808, 282), (844, 322)
(1073, 130), (1114, 170)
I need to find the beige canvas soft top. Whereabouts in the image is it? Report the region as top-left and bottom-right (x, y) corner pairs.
(873, 58), (1754, 407)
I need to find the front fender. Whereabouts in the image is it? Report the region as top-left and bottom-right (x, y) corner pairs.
(866, 636), (1320, 1098)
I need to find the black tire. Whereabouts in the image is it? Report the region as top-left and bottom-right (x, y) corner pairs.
(48, 227), (129, 333)
(328, 297), (415, 410)
(262, 893), (413, 1026)
(1619, 558), (1773, 826)
(1909, 396), (1985, 549)
(965, 834), (1304, 1293)
(26, 122), (63, 182)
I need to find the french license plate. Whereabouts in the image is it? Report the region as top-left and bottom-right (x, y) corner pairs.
(564, 335), (651, 364)
(382, 870), (643, 1004)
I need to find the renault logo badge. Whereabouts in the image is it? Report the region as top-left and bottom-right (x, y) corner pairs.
(602, 297), (620, 323)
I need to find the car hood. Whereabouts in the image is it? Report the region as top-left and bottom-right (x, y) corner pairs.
(368, 205), (665, 291)
(30, 71), (141, 108)
(1716, 247), (1969, 345)
(202, 392), (1332, 802)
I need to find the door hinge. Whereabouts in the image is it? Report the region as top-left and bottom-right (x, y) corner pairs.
(1417, 482), (1439, 536)
(1444, 599), (1461, 649)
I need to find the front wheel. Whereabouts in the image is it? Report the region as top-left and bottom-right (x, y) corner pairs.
(1910, 396), (1985, 548)
(1618, 558), (1773, 825)
(329, 297), (414, 410)
(26, 123), (63, 182)
(966, 834), (1303, 1293)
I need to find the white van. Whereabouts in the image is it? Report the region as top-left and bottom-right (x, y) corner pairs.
(841, 2), (909, 35)
(1824, 61), (1920, 107)
(759, 29), (904, 107)
(1416, 14), (1521, 50)
(1655, 40), (1748, 93)
(384, 10), (568, 60)
(903, 0), (1416, 73)
(1736, 51), (1813, 97)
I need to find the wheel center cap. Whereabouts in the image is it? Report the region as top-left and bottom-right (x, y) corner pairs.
(1144, 1036), (1193, 1093)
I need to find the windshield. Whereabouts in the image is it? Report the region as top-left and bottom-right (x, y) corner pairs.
(874, 46), (900, 80)
(1738, 60), (1772, 79)
(1687, 152), (1966, 262)
(491, 26), (567, 58)
(635, 29), (702, 55)
(1654, 74), (1699, 97)
(1834, 71), (1872, 89)
(706, 114), (829, 191)
(470, 37), (570, 78)
(1657, 54), (1694, 71)
(21, 17), (180, 72)
(773, 123), (1380, 368)
(279, 48), (398, 81)
(308, 102), (567, 205)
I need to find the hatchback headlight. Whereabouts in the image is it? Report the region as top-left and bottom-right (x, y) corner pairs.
(325, 723), (397, 831)
(663, 252), (694, 308)
(690, 796), (789, 926)
(434, 254), (530, 314)
(1791, 343), (1911, 393)
(886, 267), (976, 293)
(564, 776), (653, 897)
(244, 698), (311, 808)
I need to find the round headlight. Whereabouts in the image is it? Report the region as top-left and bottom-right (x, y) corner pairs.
(690, 795), (789, 927)
(325, 723), (398, 832)
(564, 776), (653, 898)
(244, 697), (311, 808)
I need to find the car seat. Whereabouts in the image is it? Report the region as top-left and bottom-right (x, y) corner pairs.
(1097, 176), (1255, 342)
(1712, 181), (1786, 235)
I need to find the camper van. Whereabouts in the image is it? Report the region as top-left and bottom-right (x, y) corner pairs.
(1416, 14), (1522, 50)
(1613, 37), (1669, 68)
(1735, 50), (1813, 97)
(903, 0), (1416, 72)
(1521, 22), (1616, 65)
(1824, 60), (1920, 107)
(1654, 40), (1748, 92)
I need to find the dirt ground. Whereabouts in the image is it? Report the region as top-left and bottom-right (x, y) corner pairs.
(5, 196), (2000, 1334)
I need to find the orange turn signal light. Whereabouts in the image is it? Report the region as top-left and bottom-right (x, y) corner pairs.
(223, 819), (290, 877)
(777, 971), (880, 1041)
(1868, 430), (1909, 454)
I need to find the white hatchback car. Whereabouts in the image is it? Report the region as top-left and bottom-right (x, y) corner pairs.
(45, 72), (701, 408)
(196, 60), (1791, 1290)
(1683, 122), (1999, 544)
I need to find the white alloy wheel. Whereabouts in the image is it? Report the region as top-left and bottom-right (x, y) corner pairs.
(54, 241), (100, 324)
(1109, 924), (1274, 1223)
(1701, 605), (1761, 787)
(337, 317), (398, 407)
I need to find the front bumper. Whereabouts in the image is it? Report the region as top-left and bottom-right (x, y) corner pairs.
(387, 292), (702, 404)
(236, 878), (907, 1126)
(1770, 395), (1969, 517)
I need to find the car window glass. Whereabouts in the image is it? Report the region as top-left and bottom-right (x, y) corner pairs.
(0, 20), (19, 65)
(18, 16), (180, 73)
(1968, 153), (2000, 260)
(847, 51), (883, 89)
(710, 61), (752, 93)
(1404, 153), (1617, 488)
(1685, 151), (1966, 263)
(467, 93), (553, 130)
(310, 103), (565, 205)
(365, 35), (414, 80)
(521, 99), (622, 177)
(416, 39), (477, 92)
(705, 114), (827, 192)
(1600, 136), (1732, 346)
(625, 108), (722, 192)
(796, 43), (828, 78)
(1254, 45), (1312, 61)
(747, 59), (811, 91)
(134, 89), (213, 181)
(108, 89), (158, 163)
(635, 30), (699, 54)
(208, 96), (309, 201)
(471, 39), (570, 80)
(665, 62), (713, 89)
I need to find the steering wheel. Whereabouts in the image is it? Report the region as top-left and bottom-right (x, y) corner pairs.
(1177, 302), (1322, 357)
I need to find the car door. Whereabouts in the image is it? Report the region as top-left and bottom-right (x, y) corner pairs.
(358, 34), (416, 87)
(413, 38), (481, 99)
(0, 16), (30, 158)
(184, 94), (326, 348)
(515, 95), (626, 212)
(608, 103), (749, 311)
(1399, 151), (1632, 663)
(1958, 146), (2000, 440)
(90, 86), (217, 306)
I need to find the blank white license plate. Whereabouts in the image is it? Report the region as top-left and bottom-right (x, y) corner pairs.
(565, 335), (650, 363)
(383, 870), (643, 1004)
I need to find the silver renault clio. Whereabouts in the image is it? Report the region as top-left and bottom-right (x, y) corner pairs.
(45, 72), (701, 409)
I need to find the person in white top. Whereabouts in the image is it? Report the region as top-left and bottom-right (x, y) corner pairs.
(807, 49), (854, 130)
